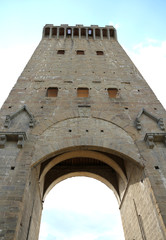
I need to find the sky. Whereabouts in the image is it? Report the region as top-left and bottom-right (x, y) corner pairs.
(0, 1), (166, 240)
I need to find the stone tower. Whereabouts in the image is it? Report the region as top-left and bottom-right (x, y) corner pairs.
(0, 24), (166, 240)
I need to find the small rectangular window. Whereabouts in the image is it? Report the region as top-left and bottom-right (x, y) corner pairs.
(76, 50), (85, 55)
(52, 28), (57, 36)
(67, 28), (72, 35)
(45, 28), (50, 37)
(47, 88), (58, 97)
(103, 29), (107, 37)
(88, 29), (93, 35)
(95, 29), (100, 37)
(59, 28), (64, 36)
(110, 29), (114, 37)
(96, 51), (104, 55)
(57, 50), (65, 54)
(81, 28), (86, 36)
(108, 88), (118, 98)
(74, 28), (79, 36)
(77, 88), (89, 97)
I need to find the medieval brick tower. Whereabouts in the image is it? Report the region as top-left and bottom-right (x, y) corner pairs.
(0, 24), (166, 240)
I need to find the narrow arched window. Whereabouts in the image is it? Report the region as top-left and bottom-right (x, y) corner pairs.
(77, 88), (89, 97)
(47, 87), (58, 97)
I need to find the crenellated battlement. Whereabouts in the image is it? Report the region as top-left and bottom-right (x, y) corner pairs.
(42, 24), (117, 40)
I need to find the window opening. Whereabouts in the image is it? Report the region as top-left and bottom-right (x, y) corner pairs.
(88, 29), (93, 36)
(77, 88), (89, 97)
(67, 28), (72, 35)
(81, 28), (86, 37)
(45, 28), (50, 37)
(59, 28), (64, 36)
(76, 50), (85, 55)
(95, 29), (100, 37)
(57, 50), (65, 54)
(74, 28), (79, 36)
(52, 28), (57, 36)
(103, 29), (107, 38)
(110, 29), (114, 37)
(107, 88), (118, 98)
(47, 88), (58, 97)
(96, 51), (104, 55)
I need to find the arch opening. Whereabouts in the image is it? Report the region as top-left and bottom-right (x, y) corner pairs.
(38, 177), (125, 240)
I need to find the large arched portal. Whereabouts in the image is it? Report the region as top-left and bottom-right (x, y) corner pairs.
(19, 146), (151, 240)
(36, 148), (130, 239)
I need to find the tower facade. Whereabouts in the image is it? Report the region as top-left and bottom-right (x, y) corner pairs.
(0, 24), (166, 240)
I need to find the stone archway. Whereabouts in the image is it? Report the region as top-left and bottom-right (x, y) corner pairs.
(22, 146), (145, 240)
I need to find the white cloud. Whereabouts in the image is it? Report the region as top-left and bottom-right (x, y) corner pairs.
(108, 21), (120, 29)
(126, 39), (166, 108)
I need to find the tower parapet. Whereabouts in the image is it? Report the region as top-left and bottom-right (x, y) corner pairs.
(42, 24), (117, 40)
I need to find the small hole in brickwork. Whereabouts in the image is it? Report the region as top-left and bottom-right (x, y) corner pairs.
(57, 50), (65, 54)
(8, 106), (12, 108)
(76, 50), (85, 55)
(86, 130), (89, 132)
(11, 166), (15, 170)
(138, 90), (140, 92)
(154, 108), (157, 110)
(69, 129), (72, 132)
(154, 166), (159, 170)
(103, 72), (105, 73)
(101, 130), (104, 132)
(96, 51), (104, 55)
(125, 107), (128, 110)
(41, 106), (43, 108)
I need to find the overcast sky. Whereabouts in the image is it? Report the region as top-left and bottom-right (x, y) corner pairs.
(0, 1), (166, 240)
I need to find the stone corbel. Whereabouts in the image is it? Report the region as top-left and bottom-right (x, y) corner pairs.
(17, 134), (25, 148)
(0, 135), (7, 148)
(144, 133), (166, 149)
(0, 132), (27, 148)
(4, 115), (11, 128)
(158, 118), (165, 131)
(144, 134), (154, 149)
(135, 119), (141, 131)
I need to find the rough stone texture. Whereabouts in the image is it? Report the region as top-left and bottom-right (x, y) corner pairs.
(0, 24), (166, 239)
